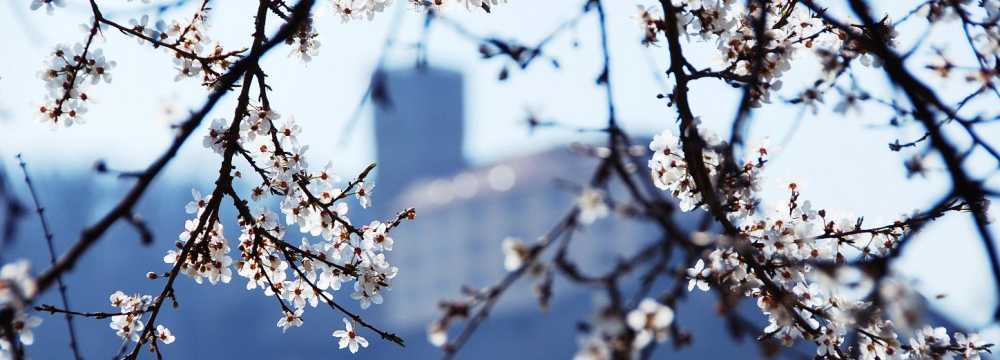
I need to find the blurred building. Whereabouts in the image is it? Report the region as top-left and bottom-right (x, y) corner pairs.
(373, 68), (466, 207)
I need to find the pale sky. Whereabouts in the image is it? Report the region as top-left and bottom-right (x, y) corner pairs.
(1, 0), (998, 332)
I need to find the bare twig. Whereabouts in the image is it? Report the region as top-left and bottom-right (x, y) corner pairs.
(15, 154), (83, 360)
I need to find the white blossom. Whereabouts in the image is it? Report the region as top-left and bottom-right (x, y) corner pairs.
(501, 237), (528, 271)
(626, 298), (674, 349)
(29, 0), (66, 14)
(686, 259), (711, 292)
(108, 292), (152, 342)
(333, 318), (369, 353)
(277, 308), (304, 333)
(576, 188), (609, 225)
(573, 334), (611, 360)
(155, 325), (176, 344)
(0, 260), (36, 304)
(5, 313), (42, 347)
(362, 221), (394, 252)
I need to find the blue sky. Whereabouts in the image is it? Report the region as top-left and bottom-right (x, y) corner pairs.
(1, 0), (998, 334)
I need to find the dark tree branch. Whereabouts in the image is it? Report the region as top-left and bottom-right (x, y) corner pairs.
(15, 154), (83, 360)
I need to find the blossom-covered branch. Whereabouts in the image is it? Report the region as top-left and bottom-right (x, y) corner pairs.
(423, 0), (998, 359)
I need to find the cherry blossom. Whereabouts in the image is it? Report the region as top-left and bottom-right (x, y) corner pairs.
(362, 221), (394, 252)
(0, 313), (43, 349)
(625, 298), (674, 349)
(356, 182), (374, 209)
(408, 0), (507, 14)
(277, 309), (304, 333)
(155, 325), (175, 344)
(907, 325), (951, 358)
(288, 17), (321, 61)
(685, 259), (710, 292)
(0, 260), (36, 304)
(954, 332), (989, 360)
(576, 188), (609, 225)
(29, 0), (65, 15)
(501, 237), (528, 271)
(107, 291), (152, 342)
(427, 322), (448, 347)
(35, 41), (116, 128)
(333, 318), (369, 354)
(185, 189), (212, 215)
(165, 219), (233, 286)
(204, 118), (229, 154)
(573, 334), (611, 360)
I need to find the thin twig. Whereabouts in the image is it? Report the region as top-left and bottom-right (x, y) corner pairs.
(15, 154), (83, 360)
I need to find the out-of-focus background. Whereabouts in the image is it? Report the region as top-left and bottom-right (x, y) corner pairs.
(0, 0), (998, 358)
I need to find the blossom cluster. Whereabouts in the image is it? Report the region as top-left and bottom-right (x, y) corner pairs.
(158, 105), (404, 353)
(646, 127), (990, 359)
(35, 41), (115, 128)
(330, 0), (394, 21)
(649, 122), (771, 223)
(32, 4), (241, 127)
(23, 0), (419, 356)
(407, 0), (508, 14)
(125, 9), (237, 83)
(325, 0), (508, 22)
(571, 298), (675, 359)
(287, 16), (321, 62)
(31, 0), (517, 128)
(107, 291), (149, 342)
(247, 0), (516, 60)
(165, 199), (234, 286)
(103, 291), (176, 347)
(919, 3), (1000, 91)
(634, 0), (893, 107)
